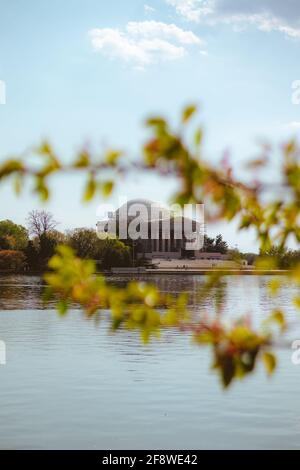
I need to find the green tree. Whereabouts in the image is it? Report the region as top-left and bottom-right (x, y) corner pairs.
(97, 238), (132, 269)
(203, 234), (228, 253)
(0, 220), (28, 250)
(0, 235), (10, 250)
(24, 240), (39, 271)
(24, 211), (62, 271)
(66, 228), (100, 259)
(24, 232), (64, 272)
(214, 234), (228, 254)
(66, 229), (131, 268)
(203, 235), (215, 252)
(35, 230), (65, 270)
(260, 246), (300, 269)
(0, 250), (26, 273)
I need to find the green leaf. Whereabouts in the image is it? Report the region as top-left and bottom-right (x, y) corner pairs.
(146, 117), (166, 128)
(194, 128), (203, 147)
(0, 160), (24, 179)
(13, 174), (23, 195)
(35, 177), (49, 201)
(182, 105), (197, 123)
(74, 151), (90, 168)
(262, 352), (277, 375)
(36, 141), (52, 156)
(105, 151), (122, 166)
(101, 180), (114, 197)
(266, 310), (286, 332)
(83, 175), (96, 201)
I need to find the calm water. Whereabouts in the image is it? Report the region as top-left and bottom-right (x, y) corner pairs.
(0, 274), (299, 450)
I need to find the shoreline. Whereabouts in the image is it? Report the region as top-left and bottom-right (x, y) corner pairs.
(103, 268), (289, 276)
(0, 269), (290, 276)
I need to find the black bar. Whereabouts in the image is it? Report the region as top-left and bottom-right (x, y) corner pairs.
(0, 450), (292, 465)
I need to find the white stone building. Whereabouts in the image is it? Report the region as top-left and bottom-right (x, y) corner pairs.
(97, 198), (231, 263)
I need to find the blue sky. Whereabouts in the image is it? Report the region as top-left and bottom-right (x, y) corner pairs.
(0, 0), (300, 251)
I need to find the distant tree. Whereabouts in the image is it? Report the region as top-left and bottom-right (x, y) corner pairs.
(0, 250), (26, 273)
(38, 230), (66, 270)
(98, 239), (131, 269)
(24, 240), (39, 271)
(66, 228), (100, 259)
(65, 229), (131, 268)
(203, 235), (215, 252)
(0, 220), (28, 250)
(203, 234), (228, 254)
(45, 229), (66, 246)
(38, 234), (57, 267)
(260, 246), (300, 269)
(0, 235), (10, 250)
(25, 211), (61, 271)
(26, 210), (58, 240)
(214, 234), (228, 254)
(24, 229), (65, 271)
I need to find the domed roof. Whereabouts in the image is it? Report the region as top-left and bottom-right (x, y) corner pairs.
(115, 199), (171, 221)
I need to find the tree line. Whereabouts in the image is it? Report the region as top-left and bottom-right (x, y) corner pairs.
(0, 210), (131, 273)
(0, 210), (235, 273)
(3, 209), (296, 276)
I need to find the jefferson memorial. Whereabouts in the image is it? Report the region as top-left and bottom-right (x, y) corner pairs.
(97, 198), (228, 263)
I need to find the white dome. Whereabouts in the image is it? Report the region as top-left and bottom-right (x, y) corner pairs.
(115, 199), (171, 221)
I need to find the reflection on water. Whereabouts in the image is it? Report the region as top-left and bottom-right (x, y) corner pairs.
(0, 274), (299, 449)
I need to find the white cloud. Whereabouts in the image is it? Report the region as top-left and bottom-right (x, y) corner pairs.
(167, 0), (214, 22)
(89, 21), (205, 67)
(144, 4), (155, 15)
(289, 121), (300, 129)
(166, 0), (300, 39)
(127, 21), (203, 45)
